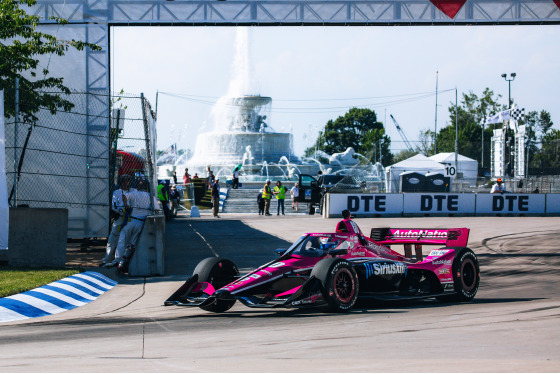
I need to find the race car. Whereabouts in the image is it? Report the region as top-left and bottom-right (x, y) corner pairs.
(165, 219), (480, 313)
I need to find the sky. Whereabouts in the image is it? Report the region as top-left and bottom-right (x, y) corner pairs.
(112, 25), (560, 158)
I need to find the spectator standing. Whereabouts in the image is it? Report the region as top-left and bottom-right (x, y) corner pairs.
(262, 179), (272, 216)
(232, 169), (240, 189)
(172, 171), (178, 185)
(170, 185), (181, 217)
(192, 173), (199, 179)
(491, 178), (506, 194)
(183, 168), (191, 185)
(157, 180), (172, 221)
(257, 189), (265, 215)
(116, 180), (154, 273)
(212, 178), (221, 218)
(208, 171), (215, 189)
(273, 180), (287, 216)
(290, 183), (299, 211)
(100, 174), (135, 267)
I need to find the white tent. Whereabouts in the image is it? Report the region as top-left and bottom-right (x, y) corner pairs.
(0, 90), (8, 250)
(385, 154), (446, 193)
(429, 152), (479, 186)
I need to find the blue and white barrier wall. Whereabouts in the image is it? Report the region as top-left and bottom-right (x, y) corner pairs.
(0, 271), (117, 323)
(324, 193), (560, 217)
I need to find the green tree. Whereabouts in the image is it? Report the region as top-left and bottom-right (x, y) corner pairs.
(416, 129), (435, 156)
(392, 149), (418, 164)
(436, 88), (502, 169)
(526, 111), (556, 170)
(305, 107), (393, 165)
(1, 0), (101, 124)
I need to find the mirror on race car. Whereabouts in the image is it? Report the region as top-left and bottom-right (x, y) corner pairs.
(275, 248), (287, 256)
(328, 247), (348, 256)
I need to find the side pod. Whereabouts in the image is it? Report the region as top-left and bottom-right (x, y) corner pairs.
(164, 274), (199, 306)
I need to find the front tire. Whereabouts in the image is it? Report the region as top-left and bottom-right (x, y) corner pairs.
(311, 258), (359, 312)
(194, 257), (239, 312)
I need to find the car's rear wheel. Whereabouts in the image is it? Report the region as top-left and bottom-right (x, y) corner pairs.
(311, 258), (359, 312)
(438, 248), (480, 302)
(194, 257), (239, 312)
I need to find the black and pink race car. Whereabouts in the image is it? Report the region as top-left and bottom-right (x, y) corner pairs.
(165, 219), (480, 313)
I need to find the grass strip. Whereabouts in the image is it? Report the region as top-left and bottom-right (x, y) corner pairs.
(0, 267), (82, 298)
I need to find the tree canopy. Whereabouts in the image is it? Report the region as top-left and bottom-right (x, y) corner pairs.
(0, 0), (101, 124)
(435, 88), (503, 170)
(305, 107), (392, 165)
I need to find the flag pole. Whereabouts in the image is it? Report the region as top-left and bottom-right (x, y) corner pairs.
(455, 88), (458, 182)
(434, 71), (438, 155)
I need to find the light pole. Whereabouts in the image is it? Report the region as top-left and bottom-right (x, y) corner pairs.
(501, 72), (516, 178)
(501, 72), (516, 108)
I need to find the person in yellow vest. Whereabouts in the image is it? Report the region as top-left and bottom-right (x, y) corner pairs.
(273, 180), (287, 216)
(157, 180), (171, 221)
(262, 179), (272, 216)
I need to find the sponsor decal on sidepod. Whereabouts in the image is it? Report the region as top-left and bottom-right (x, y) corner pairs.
(429, 250), (450, 257)
(364, 262), (406, 279)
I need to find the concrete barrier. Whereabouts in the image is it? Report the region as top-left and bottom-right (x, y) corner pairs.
(8, 208), (68, 268)
(128, 214), (165, 276)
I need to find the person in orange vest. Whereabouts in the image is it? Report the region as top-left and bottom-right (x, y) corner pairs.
(262, 179), (272, 216)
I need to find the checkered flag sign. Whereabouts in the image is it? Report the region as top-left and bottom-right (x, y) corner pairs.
(511, 108), (525, 121)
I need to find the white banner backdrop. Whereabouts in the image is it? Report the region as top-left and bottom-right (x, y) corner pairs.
(474, 194), (545, 214)
(0, 90), (8, 250)
(403, 193), (476, 214)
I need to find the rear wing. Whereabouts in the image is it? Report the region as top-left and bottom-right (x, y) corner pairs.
(370, 227), (470, 248)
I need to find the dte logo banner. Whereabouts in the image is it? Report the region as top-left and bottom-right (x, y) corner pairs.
(476, 194), (545, 214)
(403, 193), (475, 214)
(347, 195), (389, 212)
(327, 194), (404, 215)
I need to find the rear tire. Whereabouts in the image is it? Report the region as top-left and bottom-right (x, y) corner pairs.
(438, 248), (480, 302)
(311, 258), (359, 312)
(194, 257), (239, 312)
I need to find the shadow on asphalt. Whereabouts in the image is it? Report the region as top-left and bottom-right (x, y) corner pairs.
(164, 218), (292, 276)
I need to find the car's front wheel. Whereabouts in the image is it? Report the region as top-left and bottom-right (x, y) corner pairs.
(194, 257), (239, 312)
(311, 258), (359, 312)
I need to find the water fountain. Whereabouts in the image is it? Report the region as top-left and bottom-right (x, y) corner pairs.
(187, 93), (299, 178)
(158, 27), (384, 188)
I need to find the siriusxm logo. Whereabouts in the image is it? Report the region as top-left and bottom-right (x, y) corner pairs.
(364, 262), (406, 278)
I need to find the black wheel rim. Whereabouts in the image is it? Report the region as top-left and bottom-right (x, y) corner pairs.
(461, 258), (476, 292)
(333, 268), (355, 304)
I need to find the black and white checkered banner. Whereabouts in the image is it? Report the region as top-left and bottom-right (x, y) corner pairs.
(483, 107), (525, 125)
(510, 107), (525, 121)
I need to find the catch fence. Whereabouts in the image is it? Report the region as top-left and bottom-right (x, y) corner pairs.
(3, 91), (158, 238)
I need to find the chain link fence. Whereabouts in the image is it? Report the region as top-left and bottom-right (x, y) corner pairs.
(4, 91), (158, 238)
(452, 176), (560, 194)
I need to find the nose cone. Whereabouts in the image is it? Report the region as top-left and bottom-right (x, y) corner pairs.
(214, 289), (235, 300)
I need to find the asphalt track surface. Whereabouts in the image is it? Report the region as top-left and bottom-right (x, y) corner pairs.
(1, 213), (559, 372)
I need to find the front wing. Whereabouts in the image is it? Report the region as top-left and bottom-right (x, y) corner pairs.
(164, 274), (329, 309)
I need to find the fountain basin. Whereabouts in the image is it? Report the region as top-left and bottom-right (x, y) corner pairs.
(189, 131), (299, 167)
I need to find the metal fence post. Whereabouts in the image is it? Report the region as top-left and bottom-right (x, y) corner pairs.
(140, 93), (155, 211)
(13, 78), (19, 207)
(190, 182), (196, 207)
